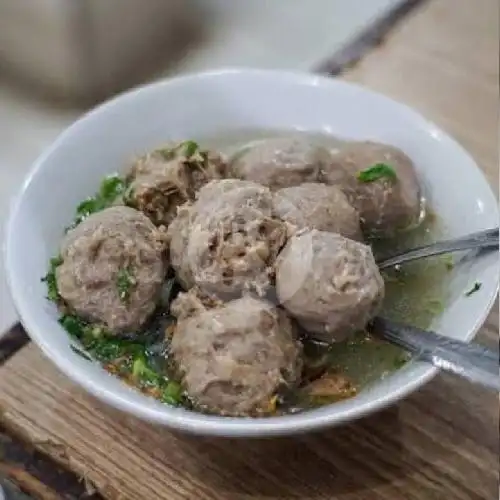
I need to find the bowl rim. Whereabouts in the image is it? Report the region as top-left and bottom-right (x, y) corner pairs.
(4, 67), (499, 437)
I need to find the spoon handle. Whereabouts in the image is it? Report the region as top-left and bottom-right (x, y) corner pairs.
(377, 228), (499, 270)
(371, 317), (500, 391)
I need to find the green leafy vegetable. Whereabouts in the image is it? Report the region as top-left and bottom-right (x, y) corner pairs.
(465, 282), (482, 297)
(41, 256), (63, 301)
(58, 312), (186, 406)
(72, 175), (126, 226)
(132, 354), (161, 384)
(99, 175), (126, 201)
(357, 163), (397, 183)
(157, 140), (202, 163)
(59, 314), (86, 338)
(116, 267), (135, 302)
(161, 381), (183, 405)
(182, 140), (199, 158)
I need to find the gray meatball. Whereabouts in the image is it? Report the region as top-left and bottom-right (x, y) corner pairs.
(319, 141), (423, 236)
(228, 137), (330, 190)
(170, 295), (302, 416)
(168, 179), (254, 290)
(273, 183), (362, 241)
(126, 143), (226, 226)
(276, 229), (384, 343)
(57, 206), (167, 333)
(169, 179), (288, 297)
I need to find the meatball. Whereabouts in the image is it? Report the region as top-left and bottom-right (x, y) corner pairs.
(273, 183), (362, 241)
(170, 295), (302, 416)
(228, 137), (330, 190)
(126, 143), (226, 226)
(57, 206), (167, 333)
(319, 141), (422, 236)
(276, 229), (384, 343)
(169, 179), (288, 297)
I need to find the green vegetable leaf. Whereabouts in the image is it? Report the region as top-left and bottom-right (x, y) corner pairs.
(465, 282), (482, 297)
(182, 140), (199, 158)
(59, 314), (86, 338)
(76, 198), (100, 217)
(357, 163), (397, 183)
(132, 354), (162, 385)
(99, 175), (126, 201)
(41, 256), (63, 302)
(116, 267), (135, 302)
(161, 381), (183, 406)
(71, 174), (126, 227)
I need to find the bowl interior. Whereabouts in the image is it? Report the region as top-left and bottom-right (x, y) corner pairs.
(5, 69), (499, 436)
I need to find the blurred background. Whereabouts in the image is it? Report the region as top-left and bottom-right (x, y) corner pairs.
(0, 0), (415, 331)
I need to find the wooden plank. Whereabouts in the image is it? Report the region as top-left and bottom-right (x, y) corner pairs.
(0, 0), (498, 498)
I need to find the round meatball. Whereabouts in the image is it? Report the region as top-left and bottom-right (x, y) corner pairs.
(170, 179), (288, 297)
(228, 137), (330, 190)
(273, 183), (362, 241)
(57, 206), (167, 333)
(319, 141), (423, 236)
(126, 143), (226, 226)
(170, 295), (302, 416)
(168, 179), (258, 290)
(276, 229), (384, 343)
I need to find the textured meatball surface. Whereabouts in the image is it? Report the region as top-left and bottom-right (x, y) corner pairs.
(169, 179), (288, 297)
(127, 144), (226, 226)
(57, 206), (167, 333)
(229, 137), (330, 190)
(320, 141), (423, 236)
(273, 183), (362, 241)
(170, 295), (302, 416)
(276, 229), (384, 342)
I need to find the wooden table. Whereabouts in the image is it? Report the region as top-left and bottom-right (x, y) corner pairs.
(0, 0), (498, 498)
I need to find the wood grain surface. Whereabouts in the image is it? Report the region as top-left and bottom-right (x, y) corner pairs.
(0, 0), (498, 498)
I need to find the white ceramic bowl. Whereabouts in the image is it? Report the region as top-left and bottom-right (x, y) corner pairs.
(4, 69), (499, 437)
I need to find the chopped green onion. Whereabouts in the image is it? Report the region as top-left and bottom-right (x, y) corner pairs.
(116, 267), (135, 302)
(465, 282), (482, 297)
(99, 175), (126, 201)
(41, 255), (63, 302)
(71, 174), (126, 226)
(161, 381), (183, 405)
(182, 140), (199, 158)
(59, 314), (86, 338)
(357, 163), (397, 183)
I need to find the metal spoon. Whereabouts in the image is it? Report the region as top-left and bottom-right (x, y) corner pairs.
(304, 318), (499, 392)
(377, 227), (499, 270)
(370, 317), (499, 391)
